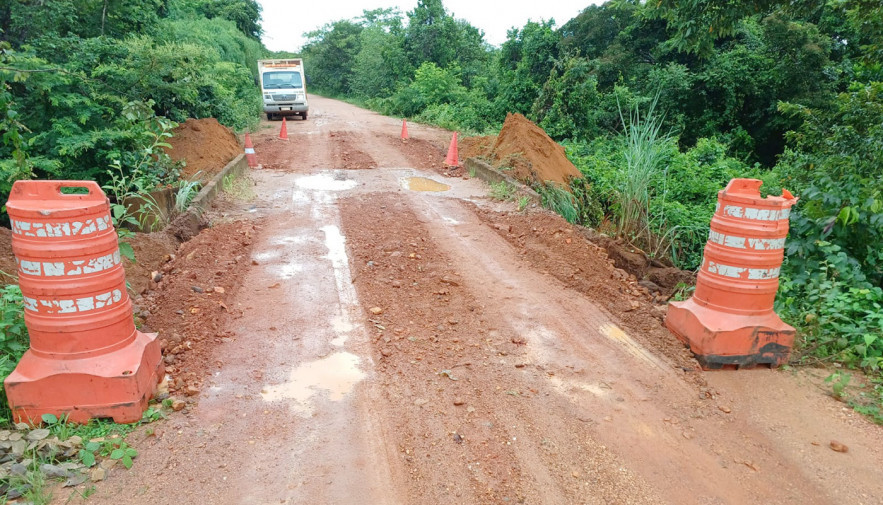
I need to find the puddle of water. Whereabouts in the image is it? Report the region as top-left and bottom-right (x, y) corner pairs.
(296, 173), (357, 191)
(275, 263), (303, 279)
(401, 177), (450, 192)
(322, 225), (360, 347)
(273, 235), (309, 246)
(261, 352), (366, 415)
(252, 250), (281, 262)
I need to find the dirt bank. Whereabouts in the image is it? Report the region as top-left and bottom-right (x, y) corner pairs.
(165, 118), (241, 181)
(490, 113), (581, 187)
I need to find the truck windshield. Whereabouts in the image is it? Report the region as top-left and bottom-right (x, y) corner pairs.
(262, 71), (303, 89)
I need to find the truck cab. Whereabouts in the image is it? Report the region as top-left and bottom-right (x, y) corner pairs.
(259, 59), (309, 120)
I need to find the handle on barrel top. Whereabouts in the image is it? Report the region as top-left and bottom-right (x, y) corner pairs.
(10, 180), (106, 202)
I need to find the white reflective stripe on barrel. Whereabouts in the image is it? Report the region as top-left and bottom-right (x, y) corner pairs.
(705, 261), (780, 279)
(11, 214), (112, 237)
(245, 148), (255, 154)
(720, 205), (791, 221)
(22, 288), (124, 314)
(18, 250), (121, 277)
(707, 230), (786, 250)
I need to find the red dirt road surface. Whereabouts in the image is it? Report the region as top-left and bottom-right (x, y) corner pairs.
(86, 96), (883, 505)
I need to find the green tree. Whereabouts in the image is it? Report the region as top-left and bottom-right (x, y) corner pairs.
(778, 82), (883, 288)
(404, 0), (459, 68)
(496, 20), (559, 116)
(532, 56), (602, 141)
(351, 25), (409, 99)
(195, 0), (263, 40)
(2, 0), (164, 45)
(403, 0), (488, 86)
(350, 9), (410, 99)
(302, 20), (363, 95)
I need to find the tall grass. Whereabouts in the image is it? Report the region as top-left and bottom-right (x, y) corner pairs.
(616, 94), (675, 253)
(538, 182), (579, 224)
(175, 178), (202, 213)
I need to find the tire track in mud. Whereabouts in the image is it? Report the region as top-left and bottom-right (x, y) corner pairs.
(329, 130), (378, 169)
(340, 187), (839, 505)
(467, 204), (704, 376)
(375, 132), (447, 171)
(339, 192), (662, 505)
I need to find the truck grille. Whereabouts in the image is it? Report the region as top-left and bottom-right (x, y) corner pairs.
(273, 94), (298, 102)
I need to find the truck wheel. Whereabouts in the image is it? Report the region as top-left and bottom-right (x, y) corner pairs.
(267, 113), (274, 121)
(302, 112), (308, 120)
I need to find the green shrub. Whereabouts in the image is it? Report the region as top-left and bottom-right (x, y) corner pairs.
(778, 242), (883, 371)
(0, 284), (28, 420)
(537, 182), (579, 224)
(567, 134), (756, 269)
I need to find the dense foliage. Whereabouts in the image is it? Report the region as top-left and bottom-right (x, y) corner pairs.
(0, 284), (27, 420)
(301, 0), (883, 378)
(0, 0), (266, 203)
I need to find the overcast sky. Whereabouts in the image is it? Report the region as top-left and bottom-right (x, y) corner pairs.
(258, 0), (604, 53)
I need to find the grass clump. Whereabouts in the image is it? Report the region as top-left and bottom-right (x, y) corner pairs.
(537, 182), (578, 224)
(489, 180), (517, 201)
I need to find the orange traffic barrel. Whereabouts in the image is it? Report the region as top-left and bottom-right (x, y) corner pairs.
(665, 178), (798, 369)
(4, 180), (164, 423)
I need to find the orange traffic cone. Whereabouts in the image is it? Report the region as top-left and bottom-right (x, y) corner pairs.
(401, 119), (409, 140)
(244, 133), (259, 169)
(444, 132), (459, 167)
(279, 117), (288, 140)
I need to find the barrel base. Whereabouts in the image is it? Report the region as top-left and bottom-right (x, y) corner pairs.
(4, 331), (164, 424)
(665, 299), (795, 370)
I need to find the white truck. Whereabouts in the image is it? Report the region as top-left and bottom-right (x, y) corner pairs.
(258, 59), (309, 121)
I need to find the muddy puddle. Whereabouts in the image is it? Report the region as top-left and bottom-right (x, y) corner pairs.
(400, 177), (450, 192)
(260, 352), (366, 416)
(296, 172), (357, 191)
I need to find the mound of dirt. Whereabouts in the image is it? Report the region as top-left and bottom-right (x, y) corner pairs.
(123, 232), (180, 295)
(459, 135), (495, 160)
(595, 236), (695, 296)
(490, 113), (582, 187)
(165, 118), (241, 181)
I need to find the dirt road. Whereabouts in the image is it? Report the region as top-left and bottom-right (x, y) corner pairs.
(86, 96), (883, 505)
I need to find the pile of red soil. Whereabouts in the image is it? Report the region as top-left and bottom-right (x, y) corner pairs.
(123, 232), (180, 295)
(459, 135), (495, 160)
(165, 118), (241, 181)
(489, 113), (582, 187)
(134, 220), (261, 398)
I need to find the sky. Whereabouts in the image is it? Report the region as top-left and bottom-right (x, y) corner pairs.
(258, 0), (605, 53)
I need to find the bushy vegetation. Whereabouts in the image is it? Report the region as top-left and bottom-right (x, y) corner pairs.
(302, 0), (882, 385)
(0, 0), (266, 205)
(0, 284), (28, 422)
